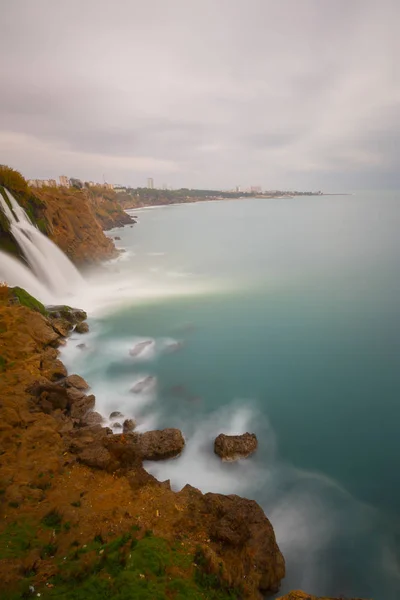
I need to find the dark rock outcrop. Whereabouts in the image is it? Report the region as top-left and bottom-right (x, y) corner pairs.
(214, 432), (258, 461)
(74, 321), (89, 334)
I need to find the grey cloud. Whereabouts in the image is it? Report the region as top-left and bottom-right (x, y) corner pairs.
(0, 0), (399, 190)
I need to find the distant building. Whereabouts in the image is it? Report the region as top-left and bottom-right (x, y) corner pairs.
(147, 177), (154, 189)
(235, 185), (241, 193)
(48, 179), (57, 187)
(250, 186), (262, 194)
(104, 182), (114, 190)
(59, 175), (70, 187)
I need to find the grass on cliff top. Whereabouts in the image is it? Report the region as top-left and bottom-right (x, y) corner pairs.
(2, 527), (239, 600)
(10, 286), (48, 316)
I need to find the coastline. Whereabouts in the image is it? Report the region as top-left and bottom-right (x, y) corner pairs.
(0, 188), (368, 600)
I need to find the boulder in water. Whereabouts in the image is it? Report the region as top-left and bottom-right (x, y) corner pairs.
(123, 418), (136, 433)
(138, 428), (184, 461)
(112, 422), (122, 429)
(74, 321), (89, 334)
(214, 433), (258, 461)
(130, 375), (156, 394)
(109, 411), (124, 420)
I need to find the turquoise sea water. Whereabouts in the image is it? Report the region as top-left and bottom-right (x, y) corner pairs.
(62, 194), (400, 598)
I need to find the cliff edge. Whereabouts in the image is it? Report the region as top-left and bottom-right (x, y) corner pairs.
(0, 166), (133, 265)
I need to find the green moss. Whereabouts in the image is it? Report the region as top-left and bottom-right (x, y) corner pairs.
(0, 520), (38, 559)
(11, 286), (48, 316)
(41, 508), (63, 531)
(0, 356), (6, 372)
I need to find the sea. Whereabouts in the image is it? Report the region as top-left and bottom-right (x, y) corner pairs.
(60, 193), (400, 599)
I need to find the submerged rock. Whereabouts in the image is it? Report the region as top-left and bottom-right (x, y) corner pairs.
(129, 340), (153, 357)
(112, 422), (122, 429)
(130, 376), (156, 394)
(138, 428), (184, 461)
(214, 432), (258, 461)
(74, 321), (89, 334)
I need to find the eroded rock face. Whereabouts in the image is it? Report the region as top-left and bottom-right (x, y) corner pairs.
(175, 485), (285, 598)
(138, 428), (185, 461)
(214, 432), (258, 461)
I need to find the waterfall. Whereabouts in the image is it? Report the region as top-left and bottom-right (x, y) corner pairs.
(0, 188), (85, 303)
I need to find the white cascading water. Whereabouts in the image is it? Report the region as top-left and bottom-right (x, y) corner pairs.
(0, 188), (85, 303)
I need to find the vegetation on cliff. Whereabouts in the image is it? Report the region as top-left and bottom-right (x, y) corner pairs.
(0, 166), (133, 265)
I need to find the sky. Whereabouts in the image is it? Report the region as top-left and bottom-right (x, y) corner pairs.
(0, 0), (399, 191)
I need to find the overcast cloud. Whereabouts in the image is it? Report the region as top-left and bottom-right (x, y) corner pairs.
(0, 0), (399, 190)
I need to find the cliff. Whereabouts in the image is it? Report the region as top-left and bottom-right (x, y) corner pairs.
(0, 166), (134, 265)
(0, 285), (285, 600)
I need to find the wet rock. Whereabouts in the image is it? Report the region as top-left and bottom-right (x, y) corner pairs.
(112, 422), (122, 429)
(77, 343), (87, 350)
(129, 340), (153, 357)
(164, 340), (183, 353)
(114, 236), (121, 240)
(46, 306), (87, 324)
(82, 411), (104, 427)
(214, 432), (258, 461)
(74, 321), (89, 334)
(64, 374), (89, 390)
(130, 376), (156, 394)
(109, 411), (124, 420)
(123, 418), (136, 433)
(138, 428), (184, 461)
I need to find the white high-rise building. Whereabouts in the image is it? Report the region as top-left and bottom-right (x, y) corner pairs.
(147, 177), (154, 189)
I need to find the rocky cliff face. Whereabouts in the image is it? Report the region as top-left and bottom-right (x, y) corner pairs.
(0, 166), (133, 265)
(0, 287), (285, 599)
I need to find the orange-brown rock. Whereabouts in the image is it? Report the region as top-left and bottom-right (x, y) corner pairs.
(138, 428), (185, 460)
(214, 432), (258, 460)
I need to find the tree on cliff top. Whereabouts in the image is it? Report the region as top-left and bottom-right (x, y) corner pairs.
(0, 165), (29, 196)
